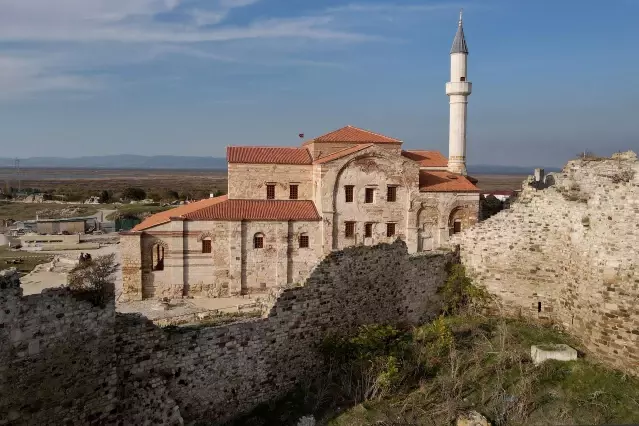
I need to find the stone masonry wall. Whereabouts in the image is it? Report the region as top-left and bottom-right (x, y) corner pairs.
(1, 241), (455, 425)
(115, 240), (455, 424)
(452, 152), (639, 374)
(0, 280), (117, 425)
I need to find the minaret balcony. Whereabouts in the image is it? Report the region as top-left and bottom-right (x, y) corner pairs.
(446, 81), (472, 96)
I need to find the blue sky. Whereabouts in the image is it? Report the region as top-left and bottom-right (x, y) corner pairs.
(0, 0), (637, 167)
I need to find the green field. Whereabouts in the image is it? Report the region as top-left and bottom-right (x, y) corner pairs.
(0, 247), (53, 275)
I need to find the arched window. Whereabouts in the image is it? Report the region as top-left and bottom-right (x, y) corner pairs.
(152, 244), (165, 271)
(299, 233), (309, 248)
(253, 233), (264, 249)
(202, 238), (212, 254)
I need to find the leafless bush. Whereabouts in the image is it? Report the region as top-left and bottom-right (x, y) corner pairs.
(67, 253), (118, 307)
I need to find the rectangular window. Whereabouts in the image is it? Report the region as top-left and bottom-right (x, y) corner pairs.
(386, 223), (396, 237)
(266, 184), (275, 200)
(299, 234), (309, 248)
(387, 186), (397, 202)
(202, 239), (212, 254)
(345, 222), (355, 238)
(289, 184), (298, 200)
(365, 188), (374, 204)
(345, 185), (354, 203)
(364, 223), (373, 238)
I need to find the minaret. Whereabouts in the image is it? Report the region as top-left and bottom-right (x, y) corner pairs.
(446, 9), (472, 175)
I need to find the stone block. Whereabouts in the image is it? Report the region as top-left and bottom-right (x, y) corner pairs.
(531, 344), (577, 365)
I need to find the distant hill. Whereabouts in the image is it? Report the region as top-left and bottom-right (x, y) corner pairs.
(0, 155), (227, 170)
(0, 155), (560, 174)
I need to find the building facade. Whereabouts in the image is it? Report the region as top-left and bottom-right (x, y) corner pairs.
(120, 15), (480, 301)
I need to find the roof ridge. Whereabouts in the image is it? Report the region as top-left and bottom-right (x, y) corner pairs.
(227, 145), (307, 149)
(313, 143), (375, 164)
(345, 125), (402, 142)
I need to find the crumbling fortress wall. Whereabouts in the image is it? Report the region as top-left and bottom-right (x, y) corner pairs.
(0, 269), (117, 425)
(453, 152), (639, 373)
(0, 242), (455, 425)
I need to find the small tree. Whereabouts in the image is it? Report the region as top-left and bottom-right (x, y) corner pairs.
(163, 190), (180, 201)
(122, 187), (146, 201)
(98, 190), (111, 204)
(68, 253), (119, 307)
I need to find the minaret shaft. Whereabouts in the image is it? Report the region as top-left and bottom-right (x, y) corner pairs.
(447, 11), (471, 175)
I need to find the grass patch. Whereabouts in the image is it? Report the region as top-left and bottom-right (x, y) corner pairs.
(228, 316), (639, 426)
(106, 204), (172, 220)
(0, 247), (53, 275)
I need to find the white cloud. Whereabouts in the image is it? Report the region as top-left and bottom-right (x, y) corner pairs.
(0, 1), (453, 99)
(0, 54), (104, 100)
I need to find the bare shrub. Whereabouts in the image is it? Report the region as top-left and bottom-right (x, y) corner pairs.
(67, 253), (118, 307)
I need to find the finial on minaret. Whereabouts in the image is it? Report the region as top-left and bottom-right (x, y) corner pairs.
(451, 9), (468, 54)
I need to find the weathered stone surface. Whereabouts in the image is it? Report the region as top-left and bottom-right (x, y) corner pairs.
(456, 410), (491, 426)
(122, 143), (480, 301)
(1, 240), (455, 425)
(531, 344), (578, 365)
(452, 152), (639, 374)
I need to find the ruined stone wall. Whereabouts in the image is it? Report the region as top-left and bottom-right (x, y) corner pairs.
(452, 152), (639, 373)
(0, 282), (117, 425)
(115, 241), (454, 424)
(227, 163), (313, 200)
(1, 241), (455, 425)
(408, 192), (479, 253)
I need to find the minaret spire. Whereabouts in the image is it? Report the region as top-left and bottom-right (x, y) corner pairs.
(450, 8), (469, 54)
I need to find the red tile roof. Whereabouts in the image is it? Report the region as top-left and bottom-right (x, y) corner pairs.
(402, 150), (448, 168)
(184, 199), (320, 221)
(419, 171), (480, 192)
(303, 125), (402, 145)
(227, 146), (312, 165)
(313, 144), (374, 164)
(133, 196), (229, 231)
(133, 196), (320, 230)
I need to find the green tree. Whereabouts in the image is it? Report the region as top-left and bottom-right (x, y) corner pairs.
(122, 187), (146, 201)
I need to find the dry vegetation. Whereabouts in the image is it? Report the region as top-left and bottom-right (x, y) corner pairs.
(0, 202), (100, 222)
(228, 267), (639, 426)
(0, 168), (227, 202)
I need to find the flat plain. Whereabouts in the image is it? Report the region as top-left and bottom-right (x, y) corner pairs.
(1, 168), (525, 194)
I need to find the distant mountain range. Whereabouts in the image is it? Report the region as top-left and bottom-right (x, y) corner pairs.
(0, 155), (228, 170)
(0, 155), (560, 175)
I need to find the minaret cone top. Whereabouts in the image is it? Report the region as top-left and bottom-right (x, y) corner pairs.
(450, 9), (469, 54)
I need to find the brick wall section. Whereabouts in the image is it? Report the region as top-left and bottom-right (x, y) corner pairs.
(452, 152), (639, 374)
(0, 284), (117, 425)
(0, 241), (455, 424)
(227, 163), (313, 200)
